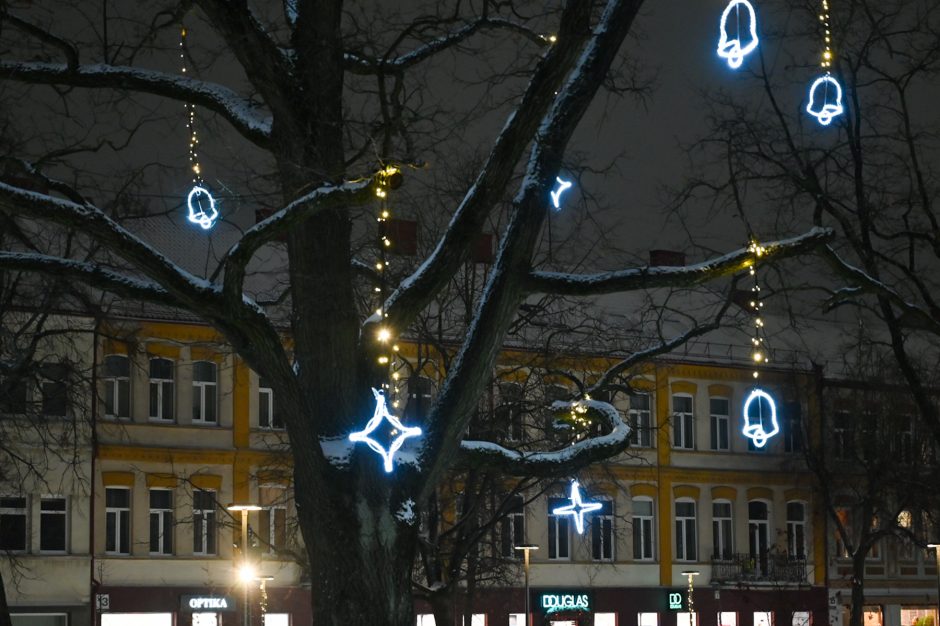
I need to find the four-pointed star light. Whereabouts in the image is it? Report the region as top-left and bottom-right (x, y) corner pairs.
(552, 480), (603, 534)
(349, 388), (422, 473)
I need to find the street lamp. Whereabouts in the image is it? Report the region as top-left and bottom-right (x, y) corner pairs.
(681, 570), (700, 626)
(228, 503), (263, 626)
(927, 543), (940, 624)
(514, 544), (539, 626)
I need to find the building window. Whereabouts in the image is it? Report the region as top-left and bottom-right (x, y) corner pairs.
(497, 383), (525, 442)
(102, 355), (130, 419)
(405, 376), (434, 422)
(149, 489), (173, 555)
(748, 501), (770, 572)
(192, 361), (218, 424)
(149, 358), (175, 421)
(896, 414), (913, 463)
(0, 496), (28, 552)
(193, 490), (217, 555)
(105, 487), (130, 555)
(786, 501), (806, 559)
(499, 494), (525, 558)
(633, 497), (655, 560)
(259, 505), (287, 553)
(896, 510), (915, 561)
(675, 499), (697, 561)
(629, 392), (652, 447)
(719, 613), (738, 626)
(258, 378), (282, 429)
(39, 497), (67, 553)
(833, 410), (853, 459)
(672, 394), (694, 449)
(710, 397), (730, 451)
(591, 498), (615, 561)
(712, 500), (733, 560)
(547, 496), (570, 560)
(0, 376), (28, 414)
(40, 363), (69, 417)
(784, 401), (803, 453)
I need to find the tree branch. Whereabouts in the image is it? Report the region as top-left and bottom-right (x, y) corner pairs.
(0, 62), (272, 146)
(525, 227), (835, 295)
(1, 11), (79, 69)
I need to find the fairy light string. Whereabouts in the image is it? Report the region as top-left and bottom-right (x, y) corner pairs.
(180, 24), (219, 229)
(373, 165), (405, 406)
(805, 0), (844, 125)
(747, 240), (768, 378)
(180, 26), (202, 188)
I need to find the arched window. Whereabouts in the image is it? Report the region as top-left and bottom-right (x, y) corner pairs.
(192, 361), (217, 423)
(748, 500), (770, 574)
(102, 355), (130, 419)
(149, 358), (175, 421)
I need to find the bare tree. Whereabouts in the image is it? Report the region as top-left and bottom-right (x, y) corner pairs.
(0, 1), (829, 624)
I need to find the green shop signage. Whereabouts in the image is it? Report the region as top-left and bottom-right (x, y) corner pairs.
(536, 591), (592, 615)
(665, 589), (688, 611)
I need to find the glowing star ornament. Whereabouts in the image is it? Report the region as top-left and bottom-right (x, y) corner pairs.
(806, 75), (844, 126)
(552, 480), (603, 534)
(186, 185), (219, 230)
(717, 0), (760, 69)
(550, 177), (573, 210)
(349, 388), (422, 473)
(742, 388), (779, 448)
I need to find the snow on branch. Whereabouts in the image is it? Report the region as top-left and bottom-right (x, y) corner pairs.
(0, 251), (177, 305)
(218, 179), (374, 299)
(0, 62), (272, 146)
(526, 226), (835, 296)
(458, 399), (630, 477)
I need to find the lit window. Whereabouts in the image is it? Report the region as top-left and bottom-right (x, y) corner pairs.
(547, 496), (570, 559)
(149, 358), (175, 421)
(0, 496), (28, 552)
(40, 497), (67, 553)
(149, 489), (173, 555)
(677, 613), (698, 626)
(672, 394), (694, 449)
(193, 490), (216, 555)
(710, 397), (730, 451)
(102, 355), (130, 419)
(639, 614), (659, 626)
(753, 612), (773, 626)
(105, 488), (131, 555)
(632, 497), (655, 560)
(719, 613), (738, 626)
(192, 361), (218, 423)
(675, 499), (697, 561)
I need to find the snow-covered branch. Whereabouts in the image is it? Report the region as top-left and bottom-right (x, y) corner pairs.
(525, 227), (834, 295)
(457, 400), (630, 477)
(0, 252), (176, 305)
(0, 62), (272, 146)
(218, 179), (374, 300)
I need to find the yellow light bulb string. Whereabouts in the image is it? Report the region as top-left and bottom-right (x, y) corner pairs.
(374, 165), (402, 406)
(687, 573), (695, 621)
(748, 240), (769, 385)
(819, 0), (834, 103)
(180, 26), (203, 187)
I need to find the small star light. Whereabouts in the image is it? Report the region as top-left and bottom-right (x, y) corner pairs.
(552, 480), (603, 534)
(806, 75), (844, 126)
(717, 0), (759, 69)
(550, 176), (573, 210)
(187, 185), (219, 230)
(742, 388), (779, 448)
(349, 388), (422, 473)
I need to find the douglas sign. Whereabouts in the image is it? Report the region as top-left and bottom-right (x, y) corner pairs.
(538, 591), (592, 615)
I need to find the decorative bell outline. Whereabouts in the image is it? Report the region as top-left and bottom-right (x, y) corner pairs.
(806, 75), (844, 126)
(742, 388), (779, 448)
(717, 0), (759, 69)
(187, 185), (219, 230)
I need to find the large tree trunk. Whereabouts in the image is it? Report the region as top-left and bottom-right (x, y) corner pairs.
(430, 590), (457, 626)
(848, 552), (867, 626)
(0, 568), (13, 626)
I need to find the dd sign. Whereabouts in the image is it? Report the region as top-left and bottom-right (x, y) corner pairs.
(665, 590), (688, 611)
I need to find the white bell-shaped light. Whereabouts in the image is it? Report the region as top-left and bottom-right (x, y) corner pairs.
(187, 185), (219, 230)
(806, 75), (844, 126)
(717, 0), (759, 69)
(742, 388), (779, 448)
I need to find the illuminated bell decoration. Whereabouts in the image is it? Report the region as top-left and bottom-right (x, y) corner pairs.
(552, 480), (603, 534)
(187, 185), (219, 230)
(550, 176), (573, 210)
(349, 388), (422, 473)
(806, 75), (844, 126)
(742, 388), (779, 448)
(717, 0), (759, 69)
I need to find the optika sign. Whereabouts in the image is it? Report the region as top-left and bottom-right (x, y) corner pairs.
(538, 592), (591, 614)
(180, 595), (236, 613)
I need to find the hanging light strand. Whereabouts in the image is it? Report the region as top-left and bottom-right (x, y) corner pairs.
(373, 165), (404, 405)
(747, 240), (769, 380)
(819, 0), (833, 70)
(180, 27), (203, 187)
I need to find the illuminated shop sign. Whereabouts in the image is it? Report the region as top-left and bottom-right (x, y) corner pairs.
(665, 589), (688, 611)
(180, 595), (236, 612)
(537, 591), (592, 615)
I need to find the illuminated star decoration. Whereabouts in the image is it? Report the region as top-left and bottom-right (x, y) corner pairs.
(742, 388), (779, 448)
(805, 75), (844, 126)
(349, 388), (422, 473)
(717, 0), (759, 69)
(552, 480), (603, 534)
(186, 185), (219, 230)
(550, 176), (573, 210)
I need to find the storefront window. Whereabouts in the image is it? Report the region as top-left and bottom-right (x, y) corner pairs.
(753, 612), (773, 626)
(263, 616), (290, 626)
(639, 613), (659, 626)
(595, 614), (617, 626)
(461, 616), (485, 626)
(416, 615), (436, 626)
(677, 613), (698, 626)
(719, 613), (737, 626)
(793, 612), (811, 626)
(901, 608), (936, 626)
(101, 614), (172, 626)
(11, 616), (68, 626)
(508, 615), (525, 626)
(192, 614), (218, 626)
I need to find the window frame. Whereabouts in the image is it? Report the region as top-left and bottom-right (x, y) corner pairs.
(105, 487), (131, 556)
(149, 488), (174, 556)
(499, 494), (526, 558)
(497, 383), (526, 443)
(675, 498), (698, 561)
(786, 501), (806, 560)
(40, 363), (69, 417)
(672, 394), (695, 450)
(258, 377), (282, 429)
(547, 495), (571, 560)
(0, 496), (28, 553)
(39, 496), (68, 554)
(192, 489), (217, 556)
(591, 497), (615, 561)
(629, 392), (653, 448)
(148, 357), (175, 422)
(712, 499), (734, 560)
(102, 354), (131, 419)
(192, 360), (218, 424)
(709, 397), (730, 451)
(632, 496), (655, 561)
(747, 500), (771, 559)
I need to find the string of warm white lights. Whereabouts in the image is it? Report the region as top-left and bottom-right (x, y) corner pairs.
(742, 242), (779, 448)
(180, 25), (218, 230)
(373, 165), (404, 407)
(747, 241), (768, 379)
(805, 0), (844, 125)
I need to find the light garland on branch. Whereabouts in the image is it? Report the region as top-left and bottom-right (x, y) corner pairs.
(717, 0), (760, 69)
(805, 0), (843, 125)
(180, 25), (219, 230)
(741, 241), (779, 448)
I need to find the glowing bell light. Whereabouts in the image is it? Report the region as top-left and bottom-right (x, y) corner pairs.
(187, 185), (219, 230)
(742, 388), (779, 448)
(806, 75), (844, 126)
(717, 0), (759, 69)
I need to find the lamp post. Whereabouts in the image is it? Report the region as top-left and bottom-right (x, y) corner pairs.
(927, 543), (940, 625)
(680, 570), (700, 626)
(229, 503), (263, 626)
(514, 544), (539, 626)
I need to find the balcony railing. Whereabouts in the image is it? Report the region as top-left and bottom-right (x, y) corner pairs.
(711, 552), (807, 583)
